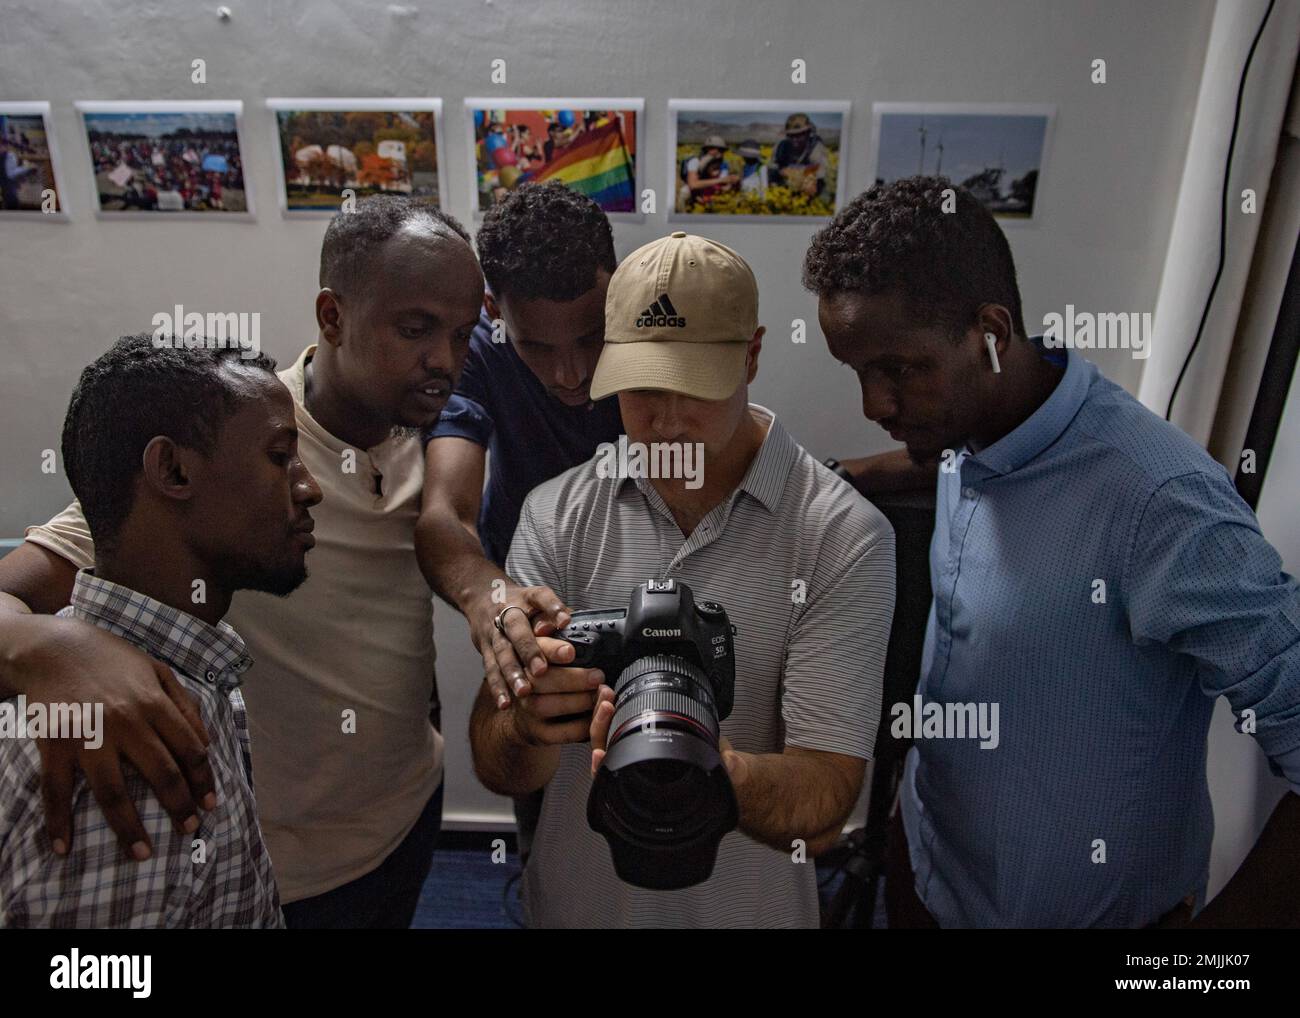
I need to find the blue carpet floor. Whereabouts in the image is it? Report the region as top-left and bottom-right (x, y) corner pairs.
(411, 846), (885, 929)
(412, 848), (521, 929)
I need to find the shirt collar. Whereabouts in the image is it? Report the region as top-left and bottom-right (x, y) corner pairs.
(966, 340), (1095, 477)
(282, 344), (310, 405)
(733, 405), (799, 513)
(286, 344), (348, 456)
(65, 570), (252, 692)
(617, 403), (799, 516)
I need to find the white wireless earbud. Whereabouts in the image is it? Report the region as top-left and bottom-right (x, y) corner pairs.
(984, 332), (1002, 374)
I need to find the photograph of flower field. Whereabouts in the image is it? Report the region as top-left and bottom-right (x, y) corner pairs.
(673, 107), (843, 218)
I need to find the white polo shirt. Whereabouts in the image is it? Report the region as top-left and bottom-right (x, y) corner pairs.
(506, 404), (895, 928)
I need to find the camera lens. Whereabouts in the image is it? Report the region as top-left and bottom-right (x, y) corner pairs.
(619, 758), (708, 826)
(588, 653), (739, 889)
(606, 654), (720, 750)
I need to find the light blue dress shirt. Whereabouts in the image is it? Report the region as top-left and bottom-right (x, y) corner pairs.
(901, 342), (1300, 928)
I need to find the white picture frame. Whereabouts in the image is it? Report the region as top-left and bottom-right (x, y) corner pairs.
(266, 97), (446, 217)
(867, 102), (1057, 225)
(463, 97), (645, 221)
(0, 101), (69, 221)
(74, 100), (255, 220)
(666, 98), (851, 224)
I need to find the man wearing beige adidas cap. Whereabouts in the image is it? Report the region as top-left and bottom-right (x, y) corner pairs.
(469, 231), (897, 928)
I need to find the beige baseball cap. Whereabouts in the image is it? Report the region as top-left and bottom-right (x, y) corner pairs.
(590, 231), (759, 401)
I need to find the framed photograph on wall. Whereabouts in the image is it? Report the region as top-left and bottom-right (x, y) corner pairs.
(0, 101), (68, 219)
(463, 98), (643, 219)
(267, 98), (446, 216)
(868, 102), (1056, 223)
(74, 100), (253, 218)
(667, 99), (850, 222)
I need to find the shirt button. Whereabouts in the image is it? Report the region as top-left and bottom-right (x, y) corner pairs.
(962, 487), (977, 499)
(206, 671), (217, 682)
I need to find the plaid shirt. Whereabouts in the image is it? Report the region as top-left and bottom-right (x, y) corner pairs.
(0, 571), (283, 928)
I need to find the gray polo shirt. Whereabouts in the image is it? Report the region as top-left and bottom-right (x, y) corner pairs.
(506, 404), (896, 928)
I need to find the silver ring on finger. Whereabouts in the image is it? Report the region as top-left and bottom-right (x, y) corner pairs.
(493, 604), (529, 635)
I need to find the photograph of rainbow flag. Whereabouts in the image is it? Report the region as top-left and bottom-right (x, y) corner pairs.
(468, 102), (639, 215)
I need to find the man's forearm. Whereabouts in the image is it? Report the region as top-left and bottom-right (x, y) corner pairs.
(1192, 791), (1300, 928)
(0, 608), (80, 699)
(416, 508), (506, 619)
(468, 685), (559, 797)
(0, 593), (41, 697)
(731, 749), (862, 857)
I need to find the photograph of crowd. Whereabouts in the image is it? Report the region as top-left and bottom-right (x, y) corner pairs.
(272, 103), (441, 212)
(0, 107), (62, 214)
(670, 102), (847, 219)
(871, 104), (1053, 219)
(80, 106), (248, 213)
(470, 104), (638, 214)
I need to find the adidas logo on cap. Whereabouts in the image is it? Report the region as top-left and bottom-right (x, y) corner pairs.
(635, 293), (686, 329)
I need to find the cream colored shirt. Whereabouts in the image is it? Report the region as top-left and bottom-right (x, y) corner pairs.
(25, 346), (444, 902)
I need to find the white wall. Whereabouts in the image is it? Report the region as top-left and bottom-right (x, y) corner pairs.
(1, 0), (1220, 836)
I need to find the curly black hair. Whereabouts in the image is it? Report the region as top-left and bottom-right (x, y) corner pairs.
(319, 193), (471, 295)
(476, 181), (616, 302)
(802, 176), (1025, 339)
(62, 334), (279, 550)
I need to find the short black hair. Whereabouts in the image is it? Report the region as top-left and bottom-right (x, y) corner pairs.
(319, 194), (472, 295)
(476, 181), (616, 302)
(802, 176), (1026, 339)
(61, 334), (279, 550)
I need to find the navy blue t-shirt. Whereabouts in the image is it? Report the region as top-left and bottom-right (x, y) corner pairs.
(424, 311), (624, 567)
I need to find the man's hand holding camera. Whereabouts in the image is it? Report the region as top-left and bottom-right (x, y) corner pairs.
(502, 635), (604, 747)
(469, 626), (604, 798)
(469, 583), (572, 710)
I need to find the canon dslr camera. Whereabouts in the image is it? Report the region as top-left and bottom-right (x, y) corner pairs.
(557, 578), (738, 890)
